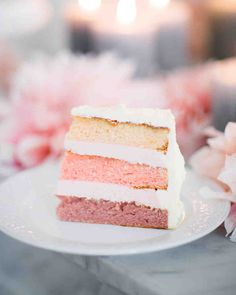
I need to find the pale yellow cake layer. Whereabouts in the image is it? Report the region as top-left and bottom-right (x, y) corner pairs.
(66, 116), (169, 152)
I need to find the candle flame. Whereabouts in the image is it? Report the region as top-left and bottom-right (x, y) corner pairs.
(150, 0), (170, 9)
(117, 0), (136, 25)
(78, 0), (101, 12)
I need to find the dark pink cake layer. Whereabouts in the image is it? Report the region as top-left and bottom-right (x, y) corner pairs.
(60, 153), (168, 190)
(57, 196), (168, 229)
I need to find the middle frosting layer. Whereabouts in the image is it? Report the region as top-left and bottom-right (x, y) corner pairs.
(57, 180), (167, 208)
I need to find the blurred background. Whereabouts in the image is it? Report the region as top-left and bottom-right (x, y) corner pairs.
(0, 0), (236, 294)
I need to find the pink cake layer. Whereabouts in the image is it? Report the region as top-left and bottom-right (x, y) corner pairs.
(57, 196), (168, 229)
(60, 153), (168, 190)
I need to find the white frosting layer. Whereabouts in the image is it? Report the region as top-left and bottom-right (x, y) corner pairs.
(57, 180), (164, 207)
(56, 180), (184, 228)
(64, 140), (167, 168)
(71, 105), (174, 128)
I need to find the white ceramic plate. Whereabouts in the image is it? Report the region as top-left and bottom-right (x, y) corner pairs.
(0, 163), (230, 256)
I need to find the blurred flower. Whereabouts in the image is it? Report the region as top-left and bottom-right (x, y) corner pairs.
(0, 99), (11, 120)
(218, 155), (236, 195)
(190, 122), (236, 180)
(189, 146), (225, 179)
(0, 52), (134, 172)
(14, 135), (50, 168)
(207, 122), (236, 154)
(0, 42), (19, 94)
(225, 204), (236, 242)
(190, 122), (236, 241)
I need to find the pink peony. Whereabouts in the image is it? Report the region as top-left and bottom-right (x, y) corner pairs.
(207, 122), (236, 154)
(0, 42), (19, 94)
(190, 122), (236, 241)
(14, 135), (50, 168)
(225, 203), (236, 242)
(218, 155), (236, 195)
(223, 122), (236, 154)
(190, 122), (236, 180)
(0, 52), (134, 172)
(189, 147), (225, 179)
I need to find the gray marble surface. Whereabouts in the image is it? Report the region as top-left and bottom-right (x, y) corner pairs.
(0, 230), (127, 295)
(0, 232), (105, 295)
(71, 227), (236, 295)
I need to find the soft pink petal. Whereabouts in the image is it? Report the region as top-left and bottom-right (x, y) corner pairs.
(224, 122), (236, 154)
(224, 203), (236, 241)
(204, 126), (223, 138)
(189, 147), (225, 179)
(15, 135), (50, 168)
(207, 136), (226, 152)
(0, 100), (11, 120)
(218, 155), (236, 195)
(49, 128), (67, 157)
(199, 187), (236, 203)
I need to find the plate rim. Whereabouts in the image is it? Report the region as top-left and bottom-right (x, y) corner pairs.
(0, 165), (231, 256)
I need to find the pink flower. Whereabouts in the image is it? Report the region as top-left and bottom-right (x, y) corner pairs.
(0, 52), (134, 170)
(189, 147), (225, 179)
(14, 135), (51, 168)
(203, 126), (222, 138)
(207, 122), (236, 154)
(190, 122), (236, 180)
(224, 122), (236, 154)
(218, 155), (236, 195)
(0, 42), (19, 94)
(225, 203), (236, 242)
(191, 122), (236, 241)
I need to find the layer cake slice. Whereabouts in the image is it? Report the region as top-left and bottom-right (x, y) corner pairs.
(56, 105), (185, 229)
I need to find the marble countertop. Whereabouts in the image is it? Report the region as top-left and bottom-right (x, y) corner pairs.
(70, 228), (236, 295)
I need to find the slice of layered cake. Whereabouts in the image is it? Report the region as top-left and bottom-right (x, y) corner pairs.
(56, 105), (185, 229)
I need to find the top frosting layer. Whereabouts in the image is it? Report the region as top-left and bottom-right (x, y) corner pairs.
(71, 105), (175, 128)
